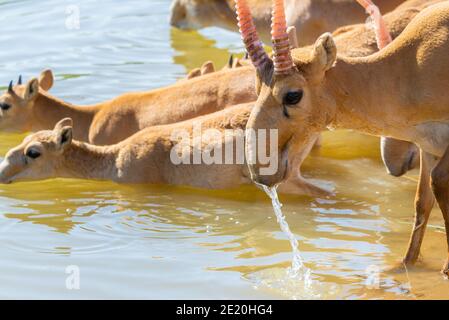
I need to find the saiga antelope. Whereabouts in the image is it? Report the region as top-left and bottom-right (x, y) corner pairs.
(170, 0), (405, 45)
(0, 67), (256, 145)
(0, 108), (328, 197)
(238, 0), (449, 275)
(0, 1), (434, 174)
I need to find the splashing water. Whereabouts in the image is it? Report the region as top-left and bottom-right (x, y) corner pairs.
(249, 185), (350, 299)
(261, 185), (313, 289)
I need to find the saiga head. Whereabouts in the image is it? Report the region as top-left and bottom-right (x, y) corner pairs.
(0, 118), (72, 184)
(238, 0), (338, 186)
(0, 70), (54, 132)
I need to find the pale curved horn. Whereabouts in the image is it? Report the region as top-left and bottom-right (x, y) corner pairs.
(271, 0), (294, 75)
(235, 0), (270, 70)
(356, 0), (392, 49)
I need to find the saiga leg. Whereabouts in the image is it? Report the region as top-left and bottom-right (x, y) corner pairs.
(403, 150), (436, 265)
(430, 146), (449, 276)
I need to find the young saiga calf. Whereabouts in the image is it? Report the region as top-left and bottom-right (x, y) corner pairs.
(0, 108), (327, 197)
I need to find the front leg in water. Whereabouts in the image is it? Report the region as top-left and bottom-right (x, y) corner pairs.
(430, 145), (449, 277)
(403, 150), (436, 265)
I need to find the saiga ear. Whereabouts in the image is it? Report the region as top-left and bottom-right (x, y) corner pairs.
(310, 33), (337, 73)
(287, 26), (299, 49)
(54, 118), (73, 131)
(227, 54), (234, 68)
(233, 59), (243, 68)
(200, 61), (215, 75)
(54, 118), (73, 150)
(39, 69), (54, 91)
(24, 78), (40, 101)
(186, 68), (201, 79)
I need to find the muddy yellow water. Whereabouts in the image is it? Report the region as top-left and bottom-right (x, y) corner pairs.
(0, 0), (447, 299)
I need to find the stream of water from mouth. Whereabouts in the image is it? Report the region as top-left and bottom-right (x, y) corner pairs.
(262, 185), (314, 291)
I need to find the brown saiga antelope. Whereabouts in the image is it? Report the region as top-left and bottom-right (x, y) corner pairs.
(180, 0), (436, 177)
(338, 0), (443, 177)
(170, 0), (405, 45)
(238, 0), (449, 275)
(0, 66), (256, 146)
(0, 107), (328, 197)
(319, 0), (442, 177)
(353, 0), (442, 178)
(0, 2), (431, 170)
(337, 0), (443, 177)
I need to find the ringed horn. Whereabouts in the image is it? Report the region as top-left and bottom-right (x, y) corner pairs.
(234, 0), (270, 70)
(356, 0), (392, 49)
(271, 0), (294, 75)
(235, 0), (296, 75)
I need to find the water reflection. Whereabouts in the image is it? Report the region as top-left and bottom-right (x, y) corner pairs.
(170, 28), (237, 73)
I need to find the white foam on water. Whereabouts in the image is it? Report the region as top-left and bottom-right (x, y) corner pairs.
(245, 268), (339, 300)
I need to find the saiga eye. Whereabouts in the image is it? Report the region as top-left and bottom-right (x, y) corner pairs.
(0, 103), (11, 111)
(26, 149), (41, 159)
(283, 90), (304, 106)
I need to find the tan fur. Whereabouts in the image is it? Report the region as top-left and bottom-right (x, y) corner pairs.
(333, 0), (443, 176)
(0, 108), (329, 197)
(0, 67), (256, 145)
(245, 2), (449, 274)
(332, 2), (434, 56)
(170, 0), (405, 45)
(173, 2), (439, 179)
(0, 2), (431, 172)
